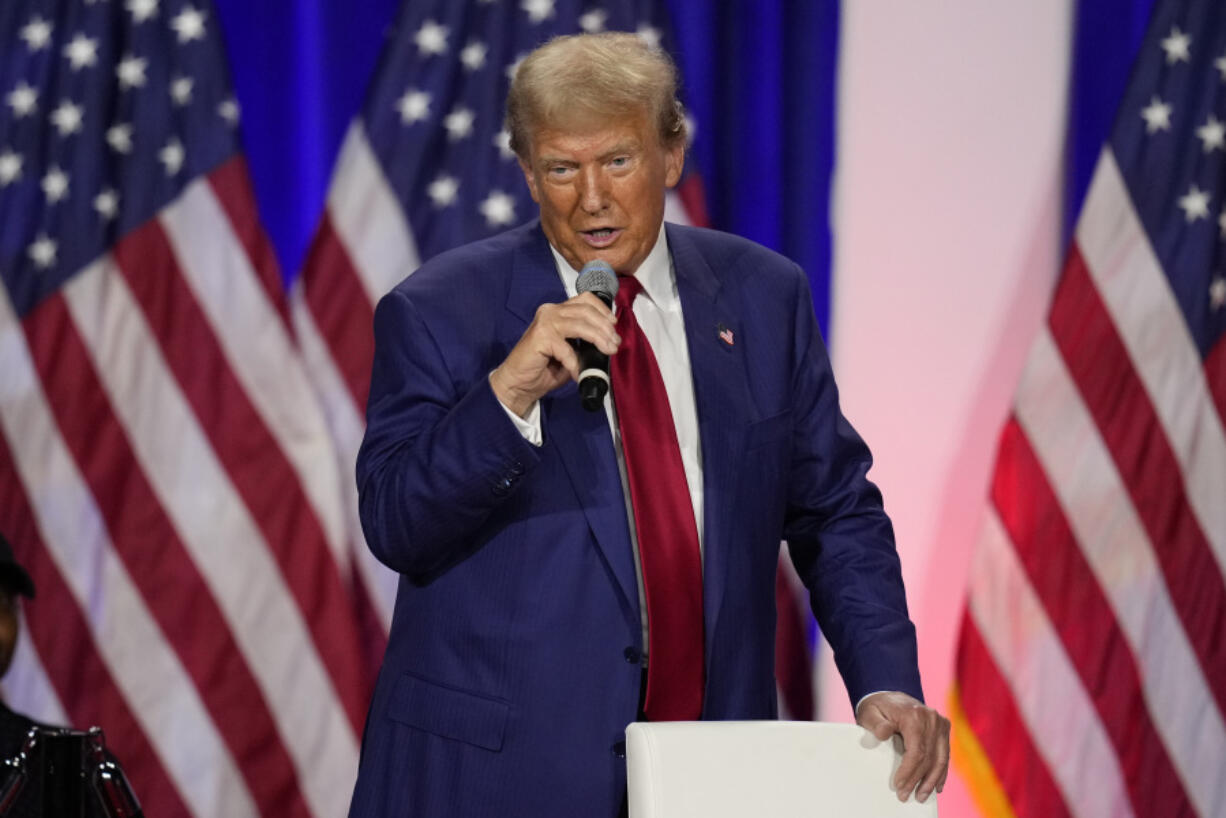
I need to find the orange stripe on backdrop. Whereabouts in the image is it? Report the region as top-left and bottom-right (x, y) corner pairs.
(955, 614), (1069, 818)
(1049, 249), (1226, 715)
(948, 683), (1015, 818)
(0, 434), (191, 818)
(20, 292), (314, 818)
(992, 418), (1193, 816)
(300, 214), (378, 411)
(111, 217), (373, 733)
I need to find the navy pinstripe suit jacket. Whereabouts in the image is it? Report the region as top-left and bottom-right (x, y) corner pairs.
(349, 221), (921, 818)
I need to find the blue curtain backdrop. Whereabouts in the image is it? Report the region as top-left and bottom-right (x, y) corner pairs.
(668, 0), (838, 331)
(211, 0), (1161, 339)
(1065, 0), (1158, 244)
(211, 0), (400, 280)
(211, 0), (839, 331)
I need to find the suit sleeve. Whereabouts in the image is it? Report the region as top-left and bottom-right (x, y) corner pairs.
(356, 287), (542, 582)
(779, 267), (923, 708)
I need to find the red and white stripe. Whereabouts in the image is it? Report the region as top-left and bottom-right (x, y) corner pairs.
(294, 123), (421, 628)
(956, 148), (1226, 817)
(968, 508), (1132, 818)
(4, 616), (68, 727)
(0, 158), (371, 817)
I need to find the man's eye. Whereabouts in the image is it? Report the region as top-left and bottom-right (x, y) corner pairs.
(609, 157), (629, 168)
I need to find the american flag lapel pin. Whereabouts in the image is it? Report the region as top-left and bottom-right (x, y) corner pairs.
(717, 323), (734, 346)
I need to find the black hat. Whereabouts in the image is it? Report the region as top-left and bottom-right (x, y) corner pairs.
(0, 533), (35, 599)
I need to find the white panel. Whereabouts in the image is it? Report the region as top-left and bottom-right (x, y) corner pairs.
(830, 7), (1075, 814)
(627, 721), (936, 817)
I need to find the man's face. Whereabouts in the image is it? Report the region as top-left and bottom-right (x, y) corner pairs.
(519, 110), (684, 275)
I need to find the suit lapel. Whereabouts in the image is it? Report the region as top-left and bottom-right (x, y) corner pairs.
(502, 225), (641, 620)
(667, 225), (754, 666)
(499, 223), (757, 645)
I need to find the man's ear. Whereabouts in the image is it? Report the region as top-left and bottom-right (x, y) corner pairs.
(663, 140), (685, 189)
(518, 158), (541, 203)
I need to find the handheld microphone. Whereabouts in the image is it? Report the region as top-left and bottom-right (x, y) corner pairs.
(574, 260), (619, 412)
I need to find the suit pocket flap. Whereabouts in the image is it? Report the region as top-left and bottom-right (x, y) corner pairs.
(386, 673), (509, 751)
(745, 411), (792, 451)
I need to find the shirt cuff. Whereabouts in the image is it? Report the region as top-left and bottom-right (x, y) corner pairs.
(498, 394), (543, 447)
(854, 690), (891, 717)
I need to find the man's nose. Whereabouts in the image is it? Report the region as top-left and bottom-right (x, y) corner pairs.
(577, 166), (609, 213)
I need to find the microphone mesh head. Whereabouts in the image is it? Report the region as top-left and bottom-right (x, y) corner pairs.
(576, 260), (619, 301)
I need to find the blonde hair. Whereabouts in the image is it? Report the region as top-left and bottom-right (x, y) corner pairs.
(506, 32), (687, 158)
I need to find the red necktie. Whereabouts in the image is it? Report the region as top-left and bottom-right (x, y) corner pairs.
(611, 274), (704, 721)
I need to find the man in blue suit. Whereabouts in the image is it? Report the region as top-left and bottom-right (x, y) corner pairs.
(350, 31), (949, 818)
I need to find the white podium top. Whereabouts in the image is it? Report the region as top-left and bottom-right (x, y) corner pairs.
(626, 721), (939, 817)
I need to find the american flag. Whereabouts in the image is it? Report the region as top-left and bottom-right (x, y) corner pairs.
(296, 0), (817, 723)
(953, 0), (1226, 815)
(0, 2), (374, 816)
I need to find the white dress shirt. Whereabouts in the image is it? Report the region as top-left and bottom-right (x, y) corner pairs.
(501, 224), (703, 658)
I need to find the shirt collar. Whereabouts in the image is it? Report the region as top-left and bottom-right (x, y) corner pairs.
(548, 223), (675, 308)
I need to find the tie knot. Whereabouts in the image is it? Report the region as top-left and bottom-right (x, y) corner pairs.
(615, 274), (643, 311)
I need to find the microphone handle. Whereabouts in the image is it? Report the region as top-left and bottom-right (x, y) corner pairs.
(574, 340), (609, 411)
(575, 290), (614, 412)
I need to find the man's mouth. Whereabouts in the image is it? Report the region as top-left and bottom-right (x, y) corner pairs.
(580, 228), (621, 248)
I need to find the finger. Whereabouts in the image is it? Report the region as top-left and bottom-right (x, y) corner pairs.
(569, 324), (621, 356)
(536, 297), (614, 328)
(869, 716), (895, 743)
(934, 722), (951, 794)
(892, 722), (931, 801)
(546, 337), (582, 382)
(541, 311), (621, 354)
(912, 745), (946, 809)
(854, 700), (896, 742)
(572, 291), (617, 320)
(553, 294), (617, 328)
(892, 747), (924, 801)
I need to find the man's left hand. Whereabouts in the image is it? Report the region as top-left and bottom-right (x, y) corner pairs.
(855, 691), (950, 803)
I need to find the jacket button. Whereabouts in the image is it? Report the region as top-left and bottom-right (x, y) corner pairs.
(623, 646), (641, 664)
(611, 741), (626, 758)
(509, 460), (525, 476)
